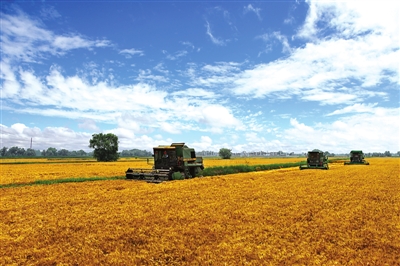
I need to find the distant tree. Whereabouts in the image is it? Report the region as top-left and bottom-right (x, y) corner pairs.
(219, 148), (232, 159)
(384, 151), (391, 157)
(120, 149), (152, 157)
(26, 148), (36, 157)
(17, 148), (26, 156)
(77, 150), (87, 156)
(1, 147), (7, 157)
(46, 147), (57, 156)
(89, 133), (119, 162)
(57, 149), (69, 156)
(7, 146), (19, 156)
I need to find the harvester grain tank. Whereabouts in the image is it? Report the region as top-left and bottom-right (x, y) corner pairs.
(344, 150), (369, 165)
(299, 149), (329, 170)
(125, 143), (204, 183)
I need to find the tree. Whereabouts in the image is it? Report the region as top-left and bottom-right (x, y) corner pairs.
(7, 146), (20, 156)
(57, 149), (69, 156)
(77, 150), (87, 156)
(89, 133), (119, 162)
(219, 148), (232, 159)
(384, 151), (392, 157)
(26, 148), (36, 157)
(46, 147), (57, 156)
(1, 147), (7, 157)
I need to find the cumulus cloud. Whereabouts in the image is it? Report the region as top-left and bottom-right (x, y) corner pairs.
(199, 105), (241, 133)
(188, 1), (399, 107)
(78, 119), (100, 131)
(284, 107), (400, 153)
(1, 123), (92, 151)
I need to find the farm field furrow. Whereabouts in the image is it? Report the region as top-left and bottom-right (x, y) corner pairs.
(1, 158), (399, 265)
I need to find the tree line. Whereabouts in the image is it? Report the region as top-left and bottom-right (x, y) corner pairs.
(0, 145), (151, 158)
(0, 146), (91, 157)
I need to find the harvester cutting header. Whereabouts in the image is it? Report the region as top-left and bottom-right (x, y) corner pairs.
(126, 143), (204, 183)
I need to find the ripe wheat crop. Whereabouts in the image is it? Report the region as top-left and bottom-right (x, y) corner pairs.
(1, 157), (399, 265)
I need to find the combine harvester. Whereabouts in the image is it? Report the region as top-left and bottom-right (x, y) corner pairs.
(125, 143), (204, 183)
(299, 149), (329, 170)
(344, 150), (369, 165)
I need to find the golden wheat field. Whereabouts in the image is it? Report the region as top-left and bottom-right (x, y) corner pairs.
(1, 157), (399, 265)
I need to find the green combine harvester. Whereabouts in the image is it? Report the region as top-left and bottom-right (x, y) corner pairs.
(299, 149), (329, 170)
(126, 143), (204, 183)
(344, 150), (369, 165)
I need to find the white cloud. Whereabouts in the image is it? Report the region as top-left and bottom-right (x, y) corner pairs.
(199, 105), (241, 132)
(119, 48), (144, 57)
(205, 21), (225, 46)
(78, 119), (100, 131)
(257, 31), (292, 54)
(171, 88), (216, 99)
(244, 4), (262, 20)
(191, 136), (213, 151)
(1, 123), (92, 151)
(1, 11), (111, 62)
(284, 107), (400, 153)
(202, 62), (241, 74)
(230, 34), (398, 102)
(40, 6), (61, 20)
(223, 0), (399, 105)
(301, 90), (358, 105)
(136, 69), (169, 83)
(298, 0), (399, 40)
(326, 103), (378, 116)
(164, 50), (188, 60)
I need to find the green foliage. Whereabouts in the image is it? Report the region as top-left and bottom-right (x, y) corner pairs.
(45, 147), (57, 156)
(89, 133), (119, 162)
(219, 148), (232, 159)
(120, 149), (152, 157)
(0, 176), (125, 189)
(200, 162), (305, 176)
(25, 148), (36, 156)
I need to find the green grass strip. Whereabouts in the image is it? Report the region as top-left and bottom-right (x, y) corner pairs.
(200, 161), (306, 177)
(0, 176), (126, 189)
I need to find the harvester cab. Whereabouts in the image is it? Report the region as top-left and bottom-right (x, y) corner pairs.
(126, 143), (204, 183)
(299, 149), (329, 170)
(344, 150), (369, 165)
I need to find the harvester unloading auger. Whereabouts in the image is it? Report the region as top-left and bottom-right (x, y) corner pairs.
(125, 143), (204, 183)
(299, 149), (329, 170)
(344, 150), (369, 165)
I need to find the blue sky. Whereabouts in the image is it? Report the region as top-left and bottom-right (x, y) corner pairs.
(1, 1), (399, 154)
